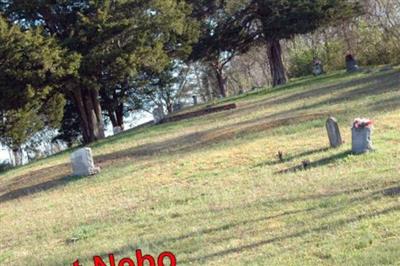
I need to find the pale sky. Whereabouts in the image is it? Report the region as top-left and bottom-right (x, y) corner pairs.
(0, 111), (154, 165)
(0, 146), (8, 163)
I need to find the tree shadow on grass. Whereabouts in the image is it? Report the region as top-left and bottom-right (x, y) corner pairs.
(253, 147), (330, 168)
(2, 70), (399, 204)
(179, 184), (400, 264)
(0, 173), (86, 203)
(78, 181), (400, 265)
(179, 205), (400, 264)
(0, 111), (328, 204)
(87, 207), (320, 260)
(214, 70), (399, 122)
(276, 150), (353, 174)
(383, 186), (400, 197)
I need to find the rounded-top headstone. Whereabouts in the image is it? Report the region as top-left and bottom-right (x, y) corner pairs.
(326, 117), (343, 148)
(70, 147), (100, 176)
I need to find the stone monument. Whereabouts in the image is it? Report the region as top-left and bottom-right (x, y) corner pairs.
(352, 118), (373, 154)
(153, 106), (165, 124)
(173, 102), (182, 112)
(345, 54), (359, 73)
(326, 117), (343, 148)
(70, 148), (100, 176)
(312, 58), (324, 76)
(113, 126), (123, 135)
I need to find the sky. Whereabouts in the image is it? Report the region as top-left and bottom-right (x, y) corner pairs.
(0, 111), (154, 165)
(0, 145), (9, 163)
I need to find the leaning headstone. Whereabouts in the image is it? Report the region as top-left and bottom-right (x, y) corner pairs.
(345, 54), (359, 72)
(70, 148), (100, 176)
(326, 117), (343, 148)
(113, 126), (123, 135)
(352, 118), (373, 154)
(153, 107), (165, 124)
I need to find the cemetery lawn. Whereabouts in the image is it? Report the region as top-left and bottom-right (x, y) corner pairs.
(1, 67), (400, 266)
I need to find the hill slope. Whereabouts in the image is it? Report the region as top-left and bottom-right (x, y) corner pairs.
(1, 69), (400, 265)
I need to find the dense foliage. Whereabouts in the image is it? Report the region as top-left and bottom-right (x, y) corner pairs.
(0, 17), (79, 151)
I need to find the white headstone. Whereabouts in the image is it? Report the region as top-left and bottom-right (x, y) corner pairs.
(153, 107), (165, 124)
(70, 148), (100, 176)
(326, 117), (343, 148)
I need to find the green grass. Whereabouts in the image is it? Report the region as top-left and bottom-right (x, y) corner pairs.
(1, 68), (400, 265)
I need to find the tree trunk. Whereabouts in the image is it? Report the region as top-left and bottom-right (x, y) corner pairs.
(72, 88), (105, 144)
(267, 39), (287, 87)
(215, 68), (227, 98)
(108, 109), (118, 128)
(115, 104), (124, 129)
(107, 105), (124, 130)
(166, 102), (173, 114)
(8, 148), (15, 166)
(12, 147), (22, 166)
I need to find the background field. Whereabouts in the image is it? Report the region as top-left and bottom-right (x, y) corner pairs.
(1, 68), (400, 265)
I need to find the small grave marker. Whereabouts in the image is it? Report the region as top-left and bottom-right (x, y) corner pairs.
(326, 117), (343, 148)
(345, 54), (359, 72)
(312, 58), (324, 76)
(113, 126), (123, 135)
(153, 107), (165, 124)
(70, 148), (100, 176)
(173, 102), (182, 112)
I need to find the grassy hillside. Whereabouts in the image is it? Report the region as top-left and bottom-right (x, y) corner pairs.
(1, 68), (400, 265)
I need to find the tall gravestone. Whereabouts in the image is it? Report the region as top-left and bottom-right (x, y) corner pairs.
(192, 95), (198, 105)
(326, 117), (343, 148)
(70, 148), (100, 176)
(153, 107), (165, 124)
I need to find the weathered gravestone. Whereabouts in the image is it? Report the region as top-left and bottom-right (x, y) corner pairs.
(326, 117), (343, 148)
(153, 107), (165, 124)
(345, 54), (359, 73)
(312, 58), (324, 76)
(113, 126), (123, 135)
(173, 102), (182, 112)
(192, 95), (198, 105)
(352, 118), (373, 154)
(70, 148), (100, 176)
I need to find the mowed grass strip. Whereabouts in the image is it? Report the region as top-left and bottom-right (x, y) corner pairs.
(1, 68), (400, 265)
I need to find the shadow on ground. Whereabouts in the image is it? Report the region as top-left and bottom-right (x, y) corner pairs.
(275, 151), (353, 174)
(78, 180), (400, 264)
(1, 70), (399, 204)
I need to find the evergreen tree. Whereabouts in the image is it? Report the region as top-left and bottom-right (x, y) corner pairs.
(94, 0), (199, 129)
(187, 0), (253, 97)
(251, 0), (362, 86)
(188, 0), (361, 87)
(0, 17), (79, 162)
(1, 0), (199, 142)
